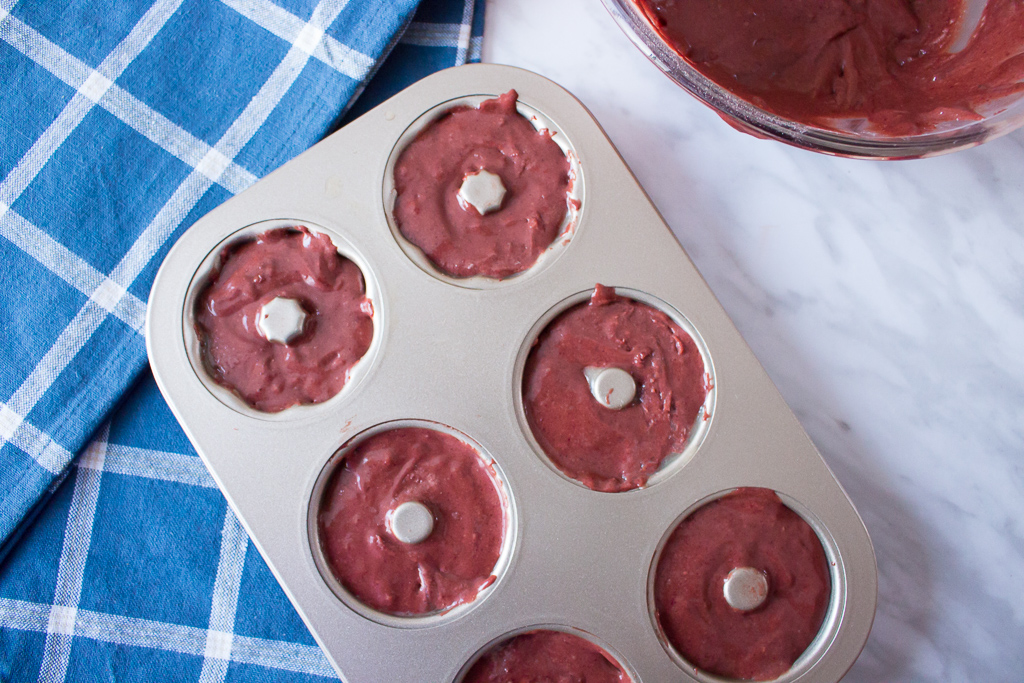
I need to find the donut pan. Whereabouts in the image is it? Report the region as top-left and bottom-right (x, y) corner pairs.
(146, 64), (877, 683)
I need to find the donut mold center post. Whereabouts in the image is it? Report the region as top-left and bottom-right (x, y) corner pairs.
(584, 366), (637, 410)
(458, 170), (507, 215)
(387, 501), (435, 545)
(723, 566), (769, 612)
(257, 296), (307, 344)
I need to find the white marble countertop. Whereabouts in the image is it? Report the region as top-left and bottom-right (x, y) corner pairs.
(482, 0), (1024, 680)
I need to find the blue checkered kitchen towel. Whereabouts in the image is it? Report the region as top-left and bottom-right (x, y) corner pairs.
(0, 0), (484, 679)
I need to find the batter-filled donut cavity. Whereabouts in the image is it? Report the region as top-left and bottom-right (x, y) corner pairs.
(520, 285), (713, 492)
(652, 488), (833, 681)
(460, 628), (632, 683)
(189, 223), (375, 415)
(313, 424), (512, 622)
(386, 90), (582, 285)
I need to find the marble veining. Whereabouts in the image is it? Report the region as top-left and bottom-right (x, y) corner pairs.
(483, 0), (1024, 680)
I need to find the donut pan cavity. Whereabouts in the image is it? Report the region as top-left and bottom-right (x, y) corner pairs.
(182, 218), (383, 420)
(147, 64), (876, 683)
(382, 94), (583, 289)
(306, 418), (518, 630)
(513, 287), (716, 492)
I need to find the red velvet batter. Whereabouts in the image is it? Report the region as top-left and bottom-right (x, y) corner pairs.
(393, 90), (571, 279)
(654, 488), (831, 681)
(194, 227), (373, 413)
(318, 427), (504, 616)
(636, 0), (1024, 134)
(523, 285), (707, 492)
(463, 630), (629, 683)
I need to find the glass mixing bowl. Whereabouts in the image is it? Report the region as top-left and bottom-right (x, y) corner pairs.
(601, 0), (1024, 159)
